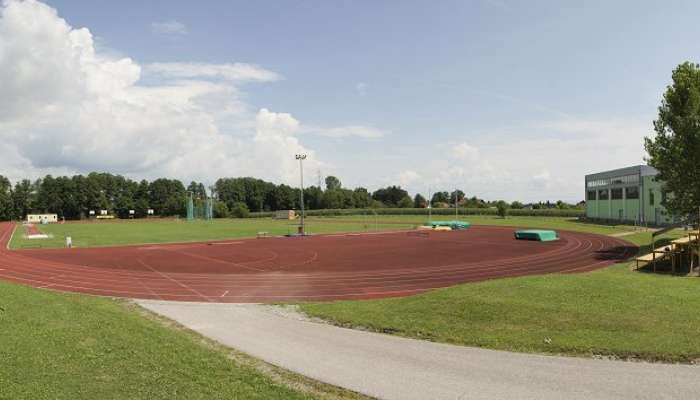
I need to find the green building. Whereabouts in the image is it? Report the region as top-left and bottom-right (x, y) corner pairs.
(585, 165), (674, 225)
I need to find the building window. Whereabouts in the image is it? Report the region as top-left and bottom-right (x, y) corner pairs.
(625, 186), (639, 199)
(649, 190), (654, 206)
(611, 188), (623, 200)
(587, 190), (596, 201)
(598, 189), (609, 200)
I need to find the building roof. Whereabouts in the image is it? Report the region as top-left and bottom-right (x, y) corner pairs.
(585, 164), (658, 181)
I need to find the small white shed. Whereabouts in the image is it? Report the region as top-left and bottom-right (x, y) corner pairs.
(27, 214), (58, 224)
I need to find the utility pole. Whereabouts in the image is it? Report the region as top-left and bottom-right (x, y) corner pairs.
(428, 187), (432, 223)
(296, 154), (307, 235)
(455, 188), (458, 220)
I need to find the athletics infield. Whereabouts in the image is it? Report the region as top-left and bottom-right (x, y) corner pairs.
(0, 222), (637, 303)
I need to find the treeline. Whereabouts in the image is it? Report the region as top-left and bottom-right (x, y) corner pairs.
(0, 172), (581, 221)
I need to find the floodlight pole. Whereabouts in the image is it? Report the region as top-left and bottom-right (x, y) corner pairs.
(428, 187), (432, 223)
(296, 154), (307, 235)
(455, 188), (458, 219)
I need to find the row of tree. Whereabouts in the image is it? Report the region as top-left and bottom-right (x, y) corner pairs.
(0, 172), (581, 221)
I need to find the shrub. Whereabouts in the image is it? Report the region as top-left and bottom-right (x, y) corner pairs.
(230, 202), (250, 218)
(212, 201), (229, 218)
(496, 201), (508, 218)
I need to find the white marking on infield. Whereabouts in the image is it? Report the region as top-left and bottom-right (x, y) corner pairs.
(221, 290), (229, 297)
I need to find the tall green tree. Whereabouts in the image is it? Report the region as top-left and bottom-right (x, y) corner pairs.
(324, 176), (341, 191)
(645, 62), (700, 217)
(372, 186), (409, 207)
(11, 179), (33, 219)
(0, 176), (13, 221)
(449, 190), (465, 205)
(413, 193), (427, 208)
(431, 191), (450, 204)
(352, 188), (372, 208)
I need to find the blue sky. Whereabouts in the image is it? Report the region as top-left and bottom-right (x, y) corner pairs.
(3, 0), (700, 201)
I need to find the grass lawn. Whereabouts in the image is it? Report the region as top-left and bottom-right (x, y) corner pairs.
(9, 217), (417, 249)
(0, 281), (368, 400)
(10, 215), (634, 249)
(301, 229), (700, 363)
(317, 214), (638, 235)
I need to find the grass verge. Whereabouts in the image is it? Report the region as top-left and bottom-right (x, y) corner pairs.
(301, 229), (700, 363)
(0, 281), (369, 400)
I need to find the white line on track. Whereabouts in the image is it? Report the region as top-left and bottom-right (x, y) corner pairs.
(136, 258), (213, 302)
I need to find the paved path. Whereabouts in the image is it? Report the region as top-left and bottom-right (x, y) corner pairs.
(137, 300), (700, 400)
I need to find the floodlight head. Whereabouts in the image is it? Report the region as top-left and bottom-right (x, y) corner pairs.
(295, 154), (307, 160)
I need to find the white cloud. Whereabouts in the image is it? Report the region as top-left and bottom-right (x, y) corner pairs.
(450, 142), (480, 162)
(0, 0), (653, 204)
(385, 117), (650, 202)
(305, 125), (385, 138)
(397, 170), (421, 186)
(151, 20), (187, 36)
(145, 62), (282, 83)
(356, 82), (368, 96)
(0, 0), (321, 186)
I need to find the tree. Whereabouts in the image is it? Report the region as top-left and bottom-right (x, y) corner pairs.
(496, 200), (508, 218)
(212, 200), (230, 218)
(321, 189), (344, 209)
(645, 62), (700, 217)
(372, 186), (409, 207)
(352, 188), (372, 208)
(431, 191), (450, 204)
(303, 186), (323, 210)
(325, 176), (341, 191)
(11, 179), (33, 219)
(413, 193), (427, 208)
(150, 178), (186, 216)
(187, 181), (207, 199)
(230, 202), (250, 218)
(510, 201), (524, 209)
(449, 190), (465, 206)
(398, 196), (413, 208)
(0, 176), (13, 221)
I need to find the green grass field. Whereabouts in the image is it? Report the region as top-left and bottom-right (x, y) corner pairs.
(0, 281), (368, 400)
(4, 213), (698, 398)
(10, 215), (635, 249)
(301, 229), (700, 363)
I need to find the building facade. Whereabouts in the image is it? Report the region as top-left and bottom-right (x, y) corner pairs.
(585, 165), (674, 225)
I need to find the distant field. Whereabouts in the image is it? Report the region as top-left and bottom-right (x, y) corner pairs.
(9, 215), (635, 249)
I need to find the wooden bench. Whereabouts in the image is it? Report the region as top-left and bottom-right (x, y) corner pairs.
(635, 246), (673, 270)
(256, 231), (269, 239)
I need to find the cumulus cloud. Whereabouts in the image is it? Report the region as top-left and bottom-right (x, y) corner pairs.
(145, 62), (282, 83)
(305, 125), (385, 138)
(386, 118), (649, 202)
(0, 0), (334, 185)
(151, 19), (187, 36)
(397, 170), (421, 186)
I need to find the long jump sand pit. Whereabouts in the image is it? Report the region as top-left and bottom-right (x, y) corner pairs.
(0, 222), (637, 303)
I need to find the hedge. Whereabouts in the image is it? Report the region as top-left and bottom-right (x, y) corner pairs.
(248, 208), (584, 218)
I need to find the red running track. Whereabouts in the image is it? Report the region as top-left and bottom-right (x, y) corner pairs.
(0, 222), (637, 303)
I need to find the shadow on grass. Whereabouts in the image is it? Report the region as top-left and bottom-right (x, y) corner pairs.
(568, 217), (641, 229)
(594, 245), (639, 262)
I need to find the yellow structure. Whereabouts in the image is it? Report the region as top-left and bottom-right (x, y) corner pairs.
(274, 210), (296, 220)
